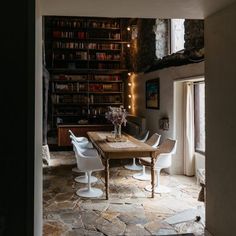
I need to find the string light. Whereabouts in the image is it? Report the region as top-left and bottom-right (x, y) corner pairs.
(128, 105), (131, 109)
(128, 72), (131, 76)
(127, 43), (130, 48)
(127, 26), (131, 31)
(128, 94), (132, 98)
(128, 83), (132, 87)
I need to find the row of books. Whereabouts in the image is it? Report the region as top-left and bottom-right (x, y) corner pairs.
(53, 41), (121, 50)
(52, 74), (122, 81)
(52, 31), (121, 40)
(52, 94), (122, 104)
(52, 19), (120, 29)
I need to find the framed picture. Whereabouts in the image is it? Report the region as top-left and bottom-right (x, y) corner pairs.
(146, 78), (160, 109)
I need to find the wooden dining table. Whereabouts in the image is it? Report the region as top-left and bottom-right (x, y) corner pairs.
(87, 131), (157, 199)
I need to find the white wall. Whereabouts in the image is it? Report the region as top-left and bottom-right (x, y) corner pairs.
(133, 62), (204, 174)
(174, 81), (185, 174)
(35, 0), (43, 235)
(205, 2), (236, 235)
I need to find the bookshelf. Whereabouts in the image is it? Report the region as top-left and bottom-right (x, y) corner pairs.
(44, 16), (129, 145)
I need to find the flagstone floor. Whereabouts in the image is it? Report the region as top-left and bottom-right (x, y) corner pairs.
(43, 151), (205, 236)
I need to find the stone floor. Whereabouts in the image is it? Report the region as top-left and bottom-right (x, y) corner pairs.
(43, 151), (205, 236)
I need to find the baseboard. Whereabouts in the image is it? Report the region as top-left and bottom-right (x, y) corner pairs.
(205, 228), (213, 236)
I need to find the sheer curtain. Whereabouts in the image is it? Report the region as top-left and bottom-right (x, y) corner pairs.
(183, 82), (195, 176)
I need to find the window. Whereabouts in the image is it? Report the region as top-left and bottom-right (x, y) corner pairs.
(170, 19), (185, 53)
(194, 82), (205, 153)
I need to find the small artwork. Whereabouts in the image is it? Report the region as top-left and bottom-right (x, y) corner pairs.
(146, 78), (160, 109)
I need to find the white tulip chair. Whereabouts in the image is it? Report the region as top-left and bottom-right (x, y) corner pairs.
(133, 133), (161, 181)
(72, 140), (104, 198)
(69, 134), (98, 184)
(141, 138), (177, 194)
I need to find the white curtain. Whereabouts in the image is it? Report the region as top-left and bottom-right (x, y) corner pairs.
(183, 82), (195, 176)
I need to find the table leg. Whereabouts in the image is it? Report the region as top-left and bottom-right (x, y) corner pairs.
(105, 158), (110, 200)
(151, 156), (155, 198)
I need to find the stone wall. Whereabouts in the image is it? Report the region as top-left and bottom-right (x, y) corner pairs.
(155, 19), (169, 59)
(135, 19), (157, 72)
(184, 20), (204, 50)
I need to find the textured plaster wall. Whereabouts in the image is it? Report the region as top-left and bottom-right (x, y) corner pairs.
(205, 2), (236, 235)
(133, 62), (204, 174)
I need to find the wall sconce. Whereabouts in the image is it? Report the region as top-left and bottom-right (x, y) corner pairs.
(159, 117), (169, 131)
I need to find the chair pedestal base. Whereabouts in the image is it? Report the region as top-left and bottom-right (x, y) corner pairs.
(124, 158), (142, 171)
(124, 163), (142, 171)
(74, 175), (98, 184)
(72, 167), (80, 173)
(145, 184), (171, 194)
(76, 187), (103, 198)
(133, 173), (151, 181)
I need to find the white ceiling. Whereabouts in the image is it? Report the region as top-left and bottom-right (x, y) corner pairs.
(41, 0), (236, 19)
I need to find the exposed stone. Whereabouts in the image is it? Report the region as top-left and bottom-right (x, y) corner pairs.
(184, 20), (204, 50)
(95, 217), (126, 236)
(101, 212), (120, 222)
(55, 192), (73, 202)
(81, 202), (109, 212)
(156, 228), (177, 235)
(43, 152), (204, 236)
(144, 220), (174, 235)
(66, 228), (104, 236)
(80, 211), (100, 226)
(43, 220), (69, 236)
(118, 212), (148, 225)
(107, 203), (143, 213)
(46, 200), (77, 212)
(124, 224), (150, 236)
(60, 211), (82, 224)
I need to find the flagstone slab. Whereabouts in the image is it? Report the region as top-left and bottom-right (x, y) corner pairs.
(81, 202), (109, 212)
(95, 217), (126, 236)
(43, 220), (69, 236)
(124, 224), (151, 236)
(66, 228), (104, 236)
(118, 212), (148, 225)
(144, 220), (174, 235)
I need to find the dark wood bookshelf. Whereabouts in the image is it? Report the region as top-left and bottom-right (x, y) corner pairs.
(44, 16), (130, 146)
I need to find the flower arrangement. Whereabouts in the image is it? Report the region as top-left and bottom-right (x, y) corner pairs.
(105, 106), (127, 126)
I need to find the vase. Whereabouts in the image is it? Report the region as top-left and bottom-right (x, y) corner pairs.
(114, 124), (122, 139)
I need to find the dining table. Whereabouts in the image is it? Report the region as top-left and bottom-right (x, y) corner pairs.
(87, 131), (157, 199)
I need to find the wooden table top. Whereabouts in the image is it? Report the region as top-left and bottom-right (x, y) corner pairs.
(87, 131), (157, 159)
